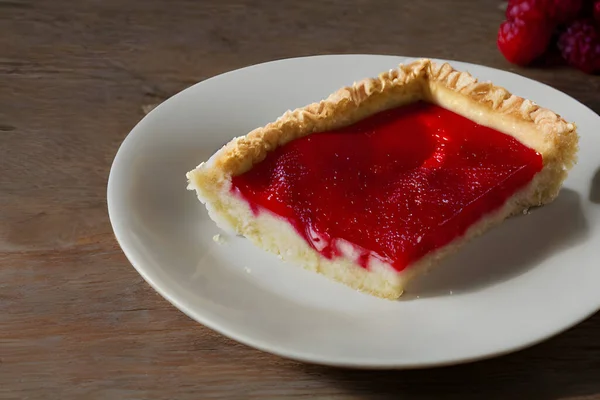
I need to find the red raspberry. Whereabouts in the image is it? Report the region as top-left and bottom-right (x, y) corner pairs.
(497, 18), (554, 65)
(546, 0), (583, 25)
(594, 0), (600, 23)
(558, 19), (600, 73)
(506, 0), (547, 21)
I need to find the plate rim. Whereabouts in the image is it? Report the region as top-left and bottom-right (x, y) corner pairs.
(107, 54), (600, 369)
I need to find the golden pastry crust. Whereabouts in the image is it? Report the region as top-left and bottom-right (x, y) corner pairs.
(190, 59), (577, 190)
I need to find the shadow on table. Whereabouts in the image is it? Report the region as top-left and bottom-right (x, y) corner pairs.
(403, 188), (588, 299)
(590, 167), (600, 204)
(300, 311), (600, 400)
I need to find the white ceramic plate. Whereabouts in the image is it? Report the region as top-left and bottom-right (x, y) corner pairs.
(108, 55), (600, 368)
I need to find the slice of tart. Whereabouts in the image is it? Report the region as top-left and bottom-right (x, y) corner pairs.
(186, 59), (578, 300)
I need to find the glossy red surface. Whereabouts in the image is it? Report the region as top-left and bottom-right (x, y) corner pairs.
(231, 102), (543, 271)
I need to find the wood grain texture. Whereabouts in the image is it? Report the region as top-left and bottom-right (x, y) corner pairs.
(1, 0), (599, 399)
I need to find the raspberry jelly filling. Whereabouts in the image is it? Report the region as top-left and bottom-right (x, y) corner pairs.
(231, 101), (543, 272)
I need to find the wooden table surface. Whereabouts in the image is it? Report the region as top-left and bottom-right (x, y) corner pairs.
(2, 0), (600, 398)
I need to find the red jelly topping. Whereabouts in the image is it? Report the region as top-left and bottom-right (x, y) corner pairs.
(231, 102), (543, 271)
